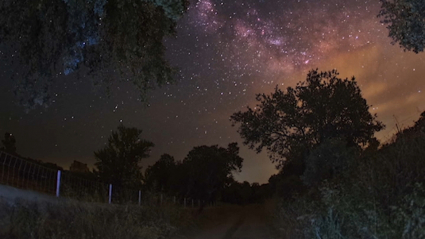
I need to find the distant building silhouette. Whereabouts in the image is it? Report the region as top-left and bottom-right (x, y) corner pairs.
(69, 160), (90, 173)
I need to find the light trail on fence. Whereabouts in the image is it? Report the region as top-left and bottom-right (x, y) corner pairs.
(0, 150), (208, 208)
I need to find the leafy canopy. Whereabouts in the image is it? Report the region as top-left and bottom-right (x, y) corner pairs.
(231, 69), (384, 168)
(179, 143), (244, 206)
(94, 124), (154, 188)
(144, 153), (176, 192)
(0, 0), (189, 109)
(301, 138), (360, 186)
(378, 0), (425, 53)
(1, 132), (16, 154)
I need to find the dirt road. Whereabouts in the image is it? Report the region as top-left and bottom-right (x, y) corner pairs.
(180, 204), (279, 239)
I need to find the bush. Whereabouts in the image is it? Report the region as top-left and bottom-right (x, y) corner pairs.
(393, 183), (425, 239)
(302, 138), (359, 187)
(274, 180), (394, 239)
(273, 113), (425, 238)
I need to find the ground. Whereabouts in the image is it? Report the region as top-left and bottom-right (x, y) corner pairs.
(0, 185), (279, 239)
(180, 203), (279, 239)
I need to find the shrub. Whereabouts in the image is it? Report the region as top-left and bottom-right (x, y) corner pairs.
(302, 138), (360, 187)
(273, 113), (425, 238)
(393, 183), (425, 239)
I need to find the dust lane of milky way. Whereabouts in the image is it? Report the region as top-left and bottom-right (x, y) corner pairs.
(1, 0), (425, 184)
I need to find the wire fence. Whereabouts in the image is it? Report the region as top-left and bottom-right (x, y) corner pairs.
(0, 151), (57, 195)
(0, 151), (204, 207)
(59, 170), (109, 203)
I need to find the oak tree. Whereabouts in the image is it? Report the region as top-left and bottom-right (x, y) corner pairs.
(94, 124), (154, 189)
(144, 153), (176, 193)
(378, 0), (425, 53)
(181, 143), (243, 210)
(0, 0), (189, 109)
(231, 69), (384, 168)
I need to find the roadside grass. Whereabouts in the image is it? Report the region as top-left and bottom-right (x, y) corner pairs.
(0, 196), (193, 239)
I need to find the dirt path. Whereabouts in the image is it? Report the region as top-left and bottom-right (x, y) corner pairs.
(180, 204), (278, 239)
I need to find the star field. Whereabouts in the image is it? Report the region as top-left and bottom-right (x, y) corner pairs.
(1, 0), (425, 183)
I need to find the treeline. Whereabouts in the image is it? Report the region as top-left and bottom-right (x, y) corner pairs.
(143, 144), (273, 208)
(1, 128), (272, 207)
(221, 180), (271, 205)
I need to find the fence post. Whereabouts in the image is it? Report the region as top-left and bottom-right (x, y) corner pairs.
(108, 184), (112, 204)
(173, 196), (176, 205)
(138, 190), (141, 206)
(56, 170), (61, 197)
(10, 156), (18, 186)
(5, 155), (11, 184)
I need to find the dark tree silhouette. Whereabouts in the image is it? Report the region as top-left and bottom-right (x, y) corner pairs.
(181, 143), (243, 210)
(221, 180), (271, 205)
(69, 160), (90, 174)
(231, 69), (384, 168)
(268, 159), (306, 198)
(144, 154), (176, 193)
(1, 132), (16, 154)
(301, 137), (361, 186)
(94, 124), (154, 190)
(378, 0), (425, 53)
(0, 0), (189, 109)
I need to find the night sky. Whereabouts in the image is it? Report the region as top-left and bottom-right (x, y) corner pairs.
(1, 0), (425, 184)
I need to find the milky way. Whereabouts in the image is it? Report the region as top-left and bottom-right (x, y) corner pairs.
(174, 0), (382, 79)
(1, 0), (425, 183)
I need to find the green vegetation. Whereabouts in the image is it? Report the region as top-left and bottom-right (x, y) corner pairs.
(94, 124), (154, 195)
(0, 197), (192, 239)
(231, 69), (425, 238)
(0, 0), (189, 109)
(231, 69), (383, 168)
(271, 108), (425, 238)
(145, 154), (177, 194)
(378, 0), (425, 53)
(145, 143), (247, 210)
